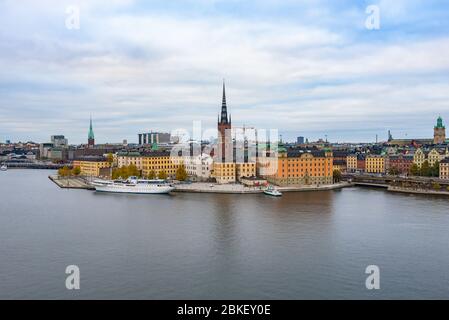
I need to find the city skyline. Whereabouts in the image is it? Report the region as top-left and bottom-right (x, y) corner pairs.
(1, 0), (449, 143)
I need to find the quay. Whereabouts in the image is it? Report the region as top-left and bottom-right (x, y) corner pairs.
(49, 175), (95, 190)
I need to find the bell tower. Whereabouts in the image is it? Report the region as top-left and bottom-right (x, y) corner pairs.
(434, 116), (446, 144)
(217, 81), (232, 161)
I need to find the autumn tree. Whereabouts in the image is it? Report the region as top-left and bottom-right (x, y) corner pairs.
(147, 170), (156, 179)
(158, 170), (168, 180)
(72, 166), (81, 176)
(333, 169), (342, 183)
(175, 165), (188, 181)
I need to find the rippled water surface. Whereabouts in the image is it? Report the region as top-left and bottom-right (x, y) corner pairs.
(1, 169), (448, 299)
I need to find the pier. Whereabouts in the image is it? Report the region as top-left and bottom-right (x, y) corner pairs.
(48, 175), (95, 190)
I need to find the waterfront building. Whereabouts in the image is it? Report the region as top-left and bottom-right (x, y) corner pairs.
(117, 151), (179, 178)
(73, 156), (111, 177)
(213, 162), (236, 184)
(182, 153), (213, 181)
(365, 155), (385, 174)
(386, 154), (414, 174)
(440, 158), (449, 180)
(88, 116), (95, 147)
(434, 116), (446, 144)
(235, 162), (256, 181)
(138, 132), (171, 145)
(357, 154), (366, 172)
(333, 159), (346, 173)
(346, 154), (358, 172)
(262, 148), (333, 186)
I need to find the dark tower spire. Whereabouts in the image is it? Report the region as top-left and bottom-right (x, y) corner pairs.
(220, 80), (228, 124)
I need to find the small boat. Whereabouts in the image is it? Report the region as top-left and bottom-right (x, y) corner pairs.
(0, 164), (7, 171)
(264, 186), (282, 197)
(92, 176), (174, 194)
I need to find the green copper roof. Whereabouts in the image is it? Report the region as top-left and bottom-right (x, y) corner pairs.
(436, 116), (445, 129)
(151, 142), (159, 151)
(88, 117), (95, 139)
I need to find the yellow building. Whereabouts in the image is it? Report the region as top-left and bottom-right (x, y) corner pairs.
(73, 158), (111, 177)
(213, 162), (236, 184)
(235, 162), (256, 181)
(116, 151), (179, 178)
(262, 148), (333, 186)
(346, 154), (357, 172)
(413, 148), (426, 168)
(440, 159), (449, 180)
(365, 155), (385, 174)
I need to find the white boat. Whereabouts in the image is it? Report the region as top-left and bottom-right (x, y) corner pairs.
(264, 186), (282, 197)
(92, 176), (174, 194)
(0, 164), (7, 171)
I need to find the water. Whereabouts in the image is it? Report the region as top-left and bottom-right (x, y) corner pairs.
(0, 169), (448, 299)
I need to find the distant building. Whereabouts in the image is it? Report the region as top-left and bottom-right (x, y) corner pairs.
(365, 155), (385, 174)
(73, 156), (111, 177)
(434, 116), (446, 144)
(51, 135), (68, 147)
(386, 154), (414, 174)
(88, 116), (95, 147)
(346, 154), (358, 172)
(138, 132), (171, 145)
(440, 158), (449, 180)
(297, 136), (305, 144)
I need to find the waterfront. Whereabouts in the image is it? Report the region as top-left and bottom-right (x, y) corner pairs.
(1, 169), (449, 299)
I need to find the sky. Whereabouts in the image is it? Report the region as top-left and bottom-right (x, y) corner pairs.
(1, 0), (449, 144)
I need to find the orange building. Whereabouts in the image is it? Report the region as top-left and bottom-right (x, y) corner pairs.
(262, 148), (333, 186)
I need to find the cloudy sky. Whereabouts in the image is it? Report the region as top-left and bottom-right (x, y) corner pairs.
(1, 0), (449, 144)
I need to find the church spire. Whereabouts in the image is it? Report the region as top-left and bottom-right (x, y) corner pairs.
(220, 80), (228, 124)
(88, 115), (95, 147)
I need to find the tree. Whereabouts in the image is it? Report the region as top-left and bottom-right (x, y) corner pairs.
(420, 160), (431, 177)
(58, 166), (71, 177)
(72, 166), (81, 176)
(333, 169), (342, 183)
(431, 161), (440, 177)
(409, 163), (419, 176)
(112, 164), (141, 179)
(175, 165), (188, 181)
(158, 170), (168, 180)
(147, 170), (156, 179)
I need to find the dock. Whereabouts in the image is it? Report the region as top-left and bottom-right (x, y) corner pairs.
(49, 175), (95, 190)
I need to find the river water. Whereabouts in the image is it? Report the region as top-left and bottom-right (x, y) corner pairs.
(0, 169), (448, 299)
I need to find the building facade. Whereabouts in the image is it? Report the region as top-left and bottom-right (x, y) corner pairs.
(440, 158), (449, 180)
(73, 157), (110, 177)
(262, 149), (333, 186)
(386, 154), (414, 174)
(138, 132), (171, 145)
(346, 154), (358, 172)
(365, 155), (385, 174)
(235, 162), (256, 181)
(213, 162), (236, 184)
(117, 151), (179, 178)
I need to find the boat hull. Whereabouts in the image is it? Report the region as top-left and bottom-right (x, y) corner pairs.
(94, 184), (174, 194)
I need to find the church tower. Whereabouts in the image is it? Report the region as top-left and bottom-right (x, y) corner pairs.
(88, 116), (95, 147)
(217, 81), (232, 161)
(434, 116), (446, 144)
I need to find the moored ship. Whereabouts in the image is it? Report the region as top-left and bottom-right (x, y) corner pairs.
(92, 176), (174, 194)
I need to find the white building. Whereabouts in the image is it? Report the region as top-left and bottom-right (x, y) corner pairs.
(183, 153), (213, 181)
